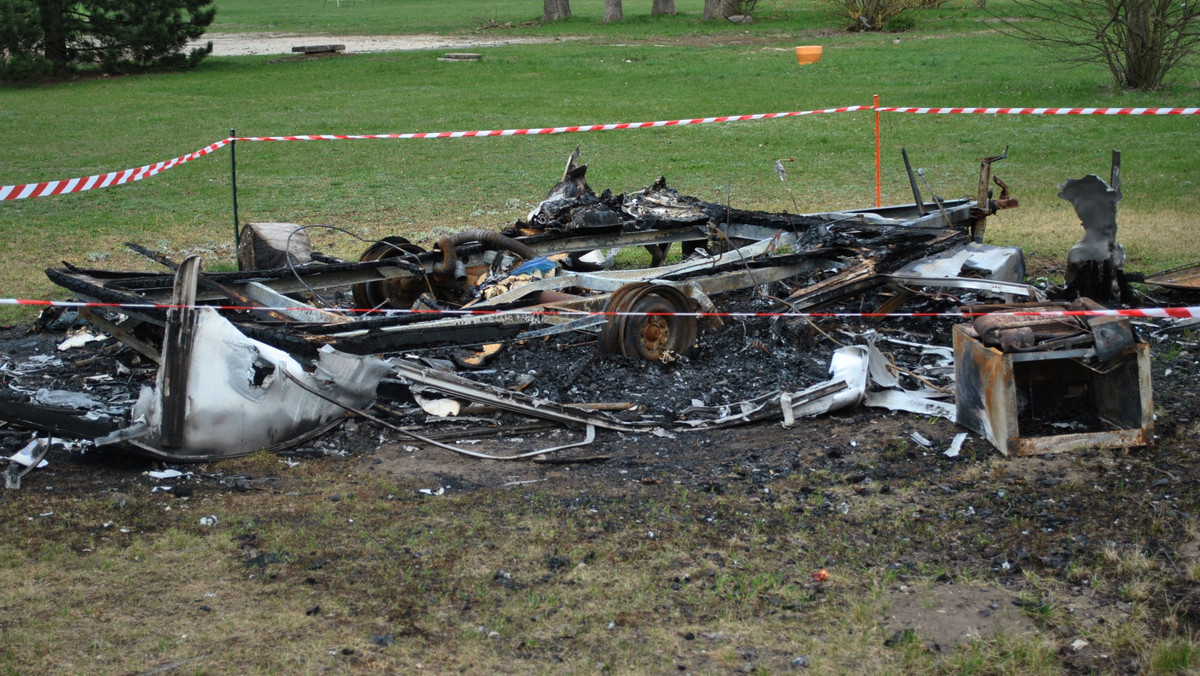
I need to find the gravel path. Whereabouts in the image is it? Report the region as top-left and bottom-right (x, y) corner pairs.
(191, 32), (562, 57)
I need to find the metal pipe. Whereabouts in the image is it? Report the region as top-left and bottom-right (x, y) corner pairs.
(433, 229), (540, 282)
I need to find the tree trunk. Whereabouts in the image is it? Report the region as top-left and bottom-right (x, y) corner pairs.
(1122, 0), (1160, 89)
(38, 0), (68, 65)
(542, 0), (571, 22)
(702, 0), (738, 21)
(603, 0), (623, 23)
(651, 0), (676, 16)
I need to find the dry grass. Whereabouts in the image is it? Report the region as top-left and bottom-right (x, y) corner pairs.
(2, 436), (1199, 674)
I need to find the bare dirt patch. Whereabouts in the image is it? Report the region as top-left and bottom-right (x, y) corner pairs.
(190, 32), (574, 57)
(884, 582), (1039, 649)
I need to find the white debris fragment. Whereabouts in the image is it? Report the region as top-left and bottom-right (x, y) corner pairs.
(9, 439), (50, 468)
(414, 394), (462, 418)
(944, 432), (968, 458)
(910, 432), (932, 448)
(56, 330), (106, 352)
(198, 515), (218, 526)
(147, 469), (184, 480)
(577, 248), (619, 269)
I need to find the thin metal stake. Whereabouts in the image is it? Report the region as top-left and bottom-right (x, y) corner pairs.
(901, 148), (925, 216)
(1110, 149), (1121, 197)
(230, 128), (240, 269)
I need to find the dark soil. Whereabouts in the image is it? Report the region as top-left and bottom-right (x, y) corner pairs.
(1, 274), (1198, 673)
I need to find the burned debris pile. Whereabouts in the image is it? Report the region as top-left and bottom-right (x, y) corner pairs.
(0, 149), (1186, 474)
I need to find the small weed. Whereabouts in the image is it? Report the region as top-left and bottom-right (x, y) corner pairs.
(947, 633), (1059, 675)
(1119, 579), (1155, 602)
(1186, 560), (1200, 584)
(1104, 543), (1158, 576)
(1014, 592), (1062, 628)
(1149, 639), (1200, 674)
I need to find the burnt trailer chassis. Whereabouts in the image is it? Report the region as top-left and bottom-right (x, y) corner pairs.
(26, 159), (1069, 462)
(45, 186), (1013, 358)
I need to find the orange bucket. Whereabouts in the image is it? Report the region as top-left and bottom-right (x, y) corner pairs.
(795, 46), (822, 64)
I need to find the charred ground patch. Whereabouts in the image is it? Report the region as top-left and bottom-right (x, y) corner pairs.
(0, 278), (1197, 673)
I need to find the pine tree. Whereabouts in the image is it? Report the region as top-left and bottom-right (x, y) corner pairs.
(1, 0), (214, 79)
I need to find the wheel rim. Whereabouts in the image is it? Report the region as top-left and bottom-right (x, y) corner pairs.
(600, 283), (698, 361)
(351, 237), (427, 310)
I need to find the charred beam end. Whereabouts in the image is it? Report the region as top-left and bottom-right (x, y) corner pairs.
(0, 400), (122, 440)
(127, 241), (302, 325)
(78, 308), (161, 364)
(160, 257), (203, 449)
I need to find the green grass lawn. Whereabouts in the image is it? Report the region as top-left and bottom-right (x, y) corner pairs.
(1, 0), (1198, 322)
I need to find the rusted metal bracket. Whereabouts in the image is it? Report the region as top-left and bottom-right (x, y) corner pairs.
(968, 147), (1019, 242)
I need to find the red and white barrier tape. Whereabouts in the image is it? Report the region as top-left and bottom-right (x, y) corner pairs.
(0, 106), (867, 201)
(880, 106), (1200, 115)
(5, 103), (1195, 201)
(0, 139), (229, 201)
(232, 106), (871, 142)
(3, 298), (1197, 320)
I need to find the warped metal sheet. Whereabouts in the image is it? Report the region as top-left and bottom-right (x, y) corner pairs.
(1143, 262), (1200, 291)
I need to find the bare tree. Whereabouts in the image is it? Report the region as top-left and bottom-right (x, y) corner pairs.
(652, 0), (677, 16)
(542, 0), (571, 22)
(604, 0), (624, 23)
(1002, 0), (1200, 90)
(703, 0), (738, 20)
